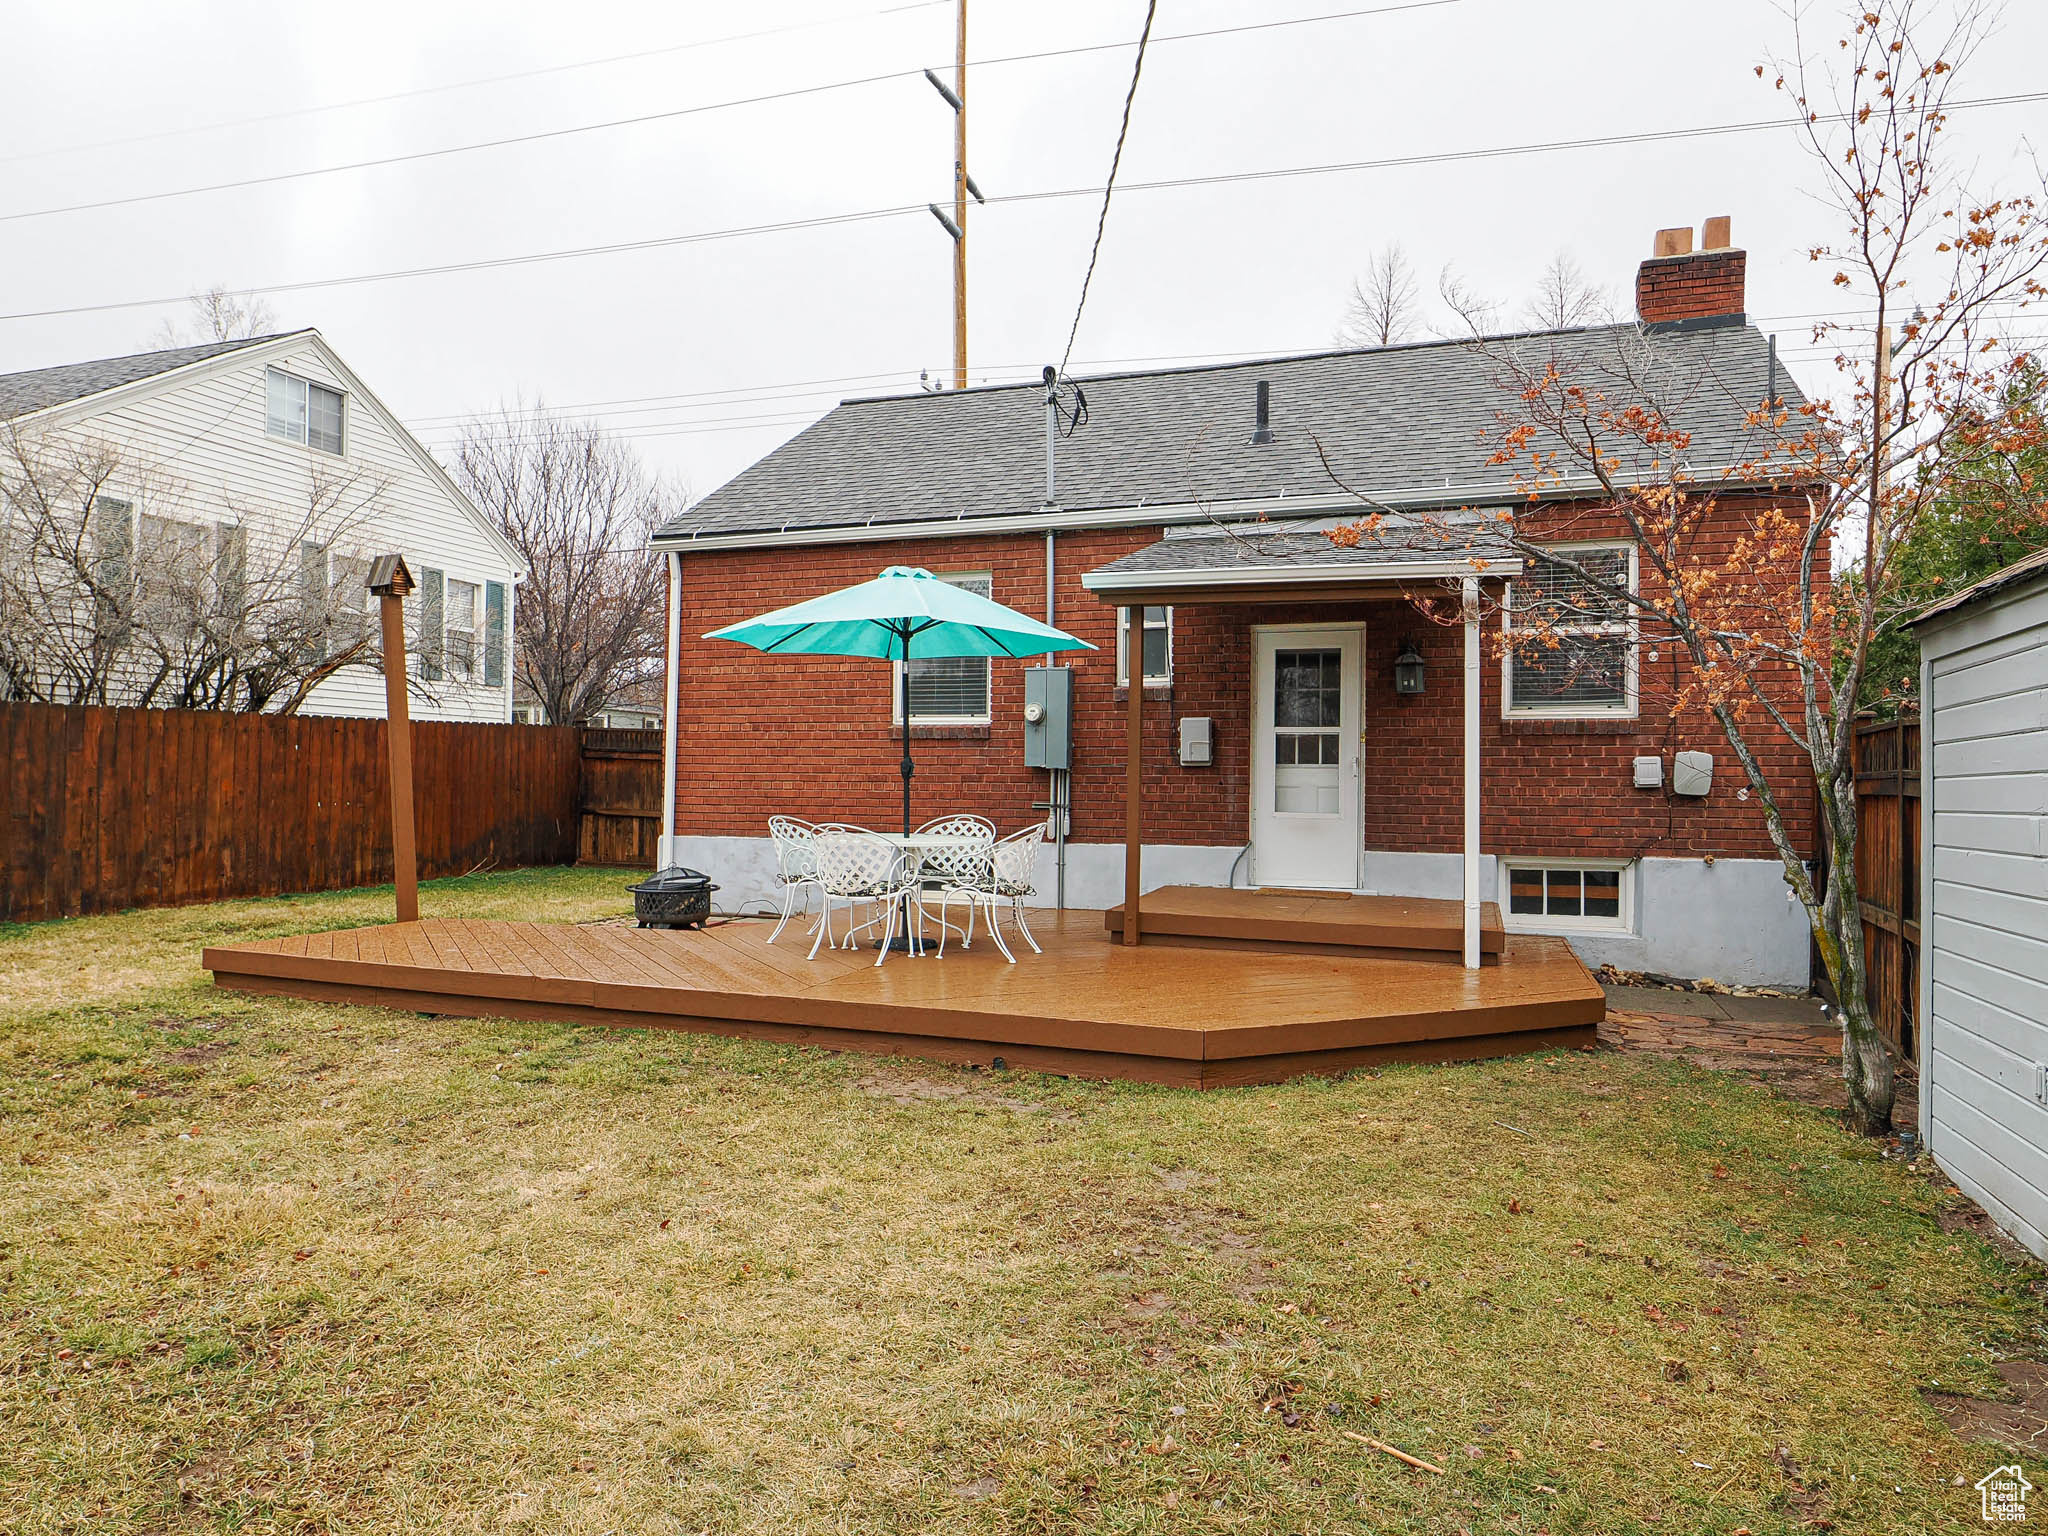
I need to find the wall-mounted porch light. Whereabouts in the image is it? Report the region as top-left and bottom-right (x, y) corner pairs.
(1393, 639), (1427, 695)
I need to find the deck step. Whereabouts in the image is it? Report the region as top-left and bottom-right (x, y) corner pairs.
(1103, 886), (1505, 964)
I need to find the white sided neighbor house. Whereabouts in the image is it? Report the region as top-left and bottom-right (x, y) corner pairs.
(0, 330), (524, 721)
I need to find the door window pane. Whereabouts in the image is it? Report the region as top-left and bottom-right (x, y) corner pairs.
(1272, 647), (1342, 815)
(1275, 649), (1341, 727)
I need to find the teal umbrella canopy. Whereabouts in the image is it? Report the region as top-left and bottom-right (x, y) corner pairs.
(704, 567), (1093, 839)
(704, 566), (1094, 660)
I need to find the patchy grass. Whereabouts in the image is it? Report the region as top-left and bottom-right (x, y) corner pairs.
(0, 870), (2038, 1533)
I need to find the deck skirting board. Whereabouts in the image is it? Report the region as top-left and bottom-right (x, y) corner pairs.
(211, 971), (1597, 1087)
(203, 912), (1606, 1088)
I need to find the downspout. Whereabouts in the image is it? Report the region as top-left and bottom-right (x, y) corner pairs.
(660, 549), (682, 869)
(1045, 527), (1066, 908)
(1461, 575), (1481, 969)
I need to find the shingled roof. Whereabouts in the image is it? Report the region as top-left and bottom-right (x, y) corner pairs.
(0, 334), (285, 420)
(655, 318), (1806, 546)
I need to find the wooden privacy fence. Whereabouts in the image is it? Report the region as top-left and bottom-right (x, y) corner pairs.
(577, 728), (665, 868)
(0, 702), (586, 924)
(1853, 714), (1920, 1057)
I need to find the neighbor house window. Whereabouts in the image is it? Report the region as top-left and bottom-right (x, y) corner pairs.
(1503, 542), (1636, 716)
(895, 573), (992, 724)
(1500, 858), (1633, 933)
(446, 578), (480, 680)
(1117, 605), (1173, 687)
(266, 368), (346, 454)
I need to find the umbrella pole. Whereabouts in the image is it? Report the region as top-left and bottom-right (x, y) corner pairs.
(899, 627), (914, 836)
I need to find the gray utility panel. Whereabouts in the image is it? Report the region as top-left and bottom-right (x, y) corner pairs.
(1023, 666), (1073, 770)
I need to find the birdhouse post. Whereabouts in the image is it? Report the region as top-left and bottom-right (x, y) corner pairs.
(367, 555), (420, 923)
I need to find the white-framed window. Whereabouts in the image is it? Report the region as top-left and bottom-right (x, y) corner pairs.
(1117, 605), (1173, 687)
(412, 566), (506, 688)
(445, 577), (480, 680)
(1503, 541), (1637, 717)
(1499, 857), (1634, 934)
(893, 572), (992, 725)
(266, 367), (346, 455)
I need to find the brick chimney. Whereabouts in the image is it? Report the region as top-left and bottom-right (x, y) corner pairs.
(1635, 216), (1746, 326)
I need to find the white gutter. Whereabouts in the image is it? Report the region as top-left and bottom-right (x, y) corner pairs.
(644, 461), (1790, 557)
(1081, 558), (1522, 593)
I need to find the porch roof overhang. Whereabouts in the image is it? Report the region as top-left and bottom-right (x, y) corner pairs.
(1080, 529), (1520, 608)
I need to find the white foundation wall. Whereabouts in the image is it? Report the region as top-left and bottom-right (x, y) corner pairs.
(1359, 851), (1808, 987)
(670, 835), (1809, 986)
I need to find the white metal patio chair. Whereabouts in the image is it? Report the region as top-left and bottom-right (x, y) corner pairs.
(955, 820), (1046, 963)
(912, 814), (996, 952)
(765, 815), (823, 944)
(808, 827), (921, 966)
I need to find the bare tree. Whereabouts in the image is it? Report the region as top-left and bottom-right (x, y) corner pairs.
(1434, 263), (1501, 336)
(452, 405), (675, 726)
(1327, 0), (2048, 1135)
(1521, 250), (1611, 330)
(1337, 245), (1422, 346)
(150, 286), (279, 349)
(0, 423), (393, 711)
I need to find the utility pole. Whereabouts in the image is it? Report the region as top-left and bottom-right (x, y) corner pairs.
(924, 1), (979, 388)
(952, 0), (968, 388)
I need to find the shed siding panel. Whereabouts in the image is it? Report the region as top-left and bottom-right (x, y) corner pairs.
(1924, 573), (2048, 1259)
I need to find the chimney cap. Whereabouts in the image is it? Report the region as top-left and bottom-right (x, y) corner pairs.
(1702, 215), (1733, 251)
(1652, 226), (1694, 259)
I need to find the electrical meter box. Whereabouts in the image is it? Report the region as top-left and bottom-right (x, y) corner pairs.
(1023, 666), (1073, 770)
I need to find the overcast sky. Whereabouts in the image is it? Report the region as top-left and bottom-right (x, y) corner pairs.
(3, 0), (2044, 502)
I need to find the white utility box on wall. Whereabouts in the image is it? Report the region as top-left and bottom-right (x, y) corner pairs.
(1672, 750), (1715, 797)
(1632, 755), (1663, 789)
(1178, 716), (1213, 766)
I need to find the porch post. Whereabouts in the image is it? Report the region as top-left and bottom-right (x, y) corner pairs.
(1123, 607), (1142, 945)
(659, 550), (682, 869)
(1461, 575), (1481, 969)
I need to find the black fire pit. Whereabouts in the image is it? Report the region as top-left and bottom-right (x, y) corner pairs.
(627, 867), (718, 929)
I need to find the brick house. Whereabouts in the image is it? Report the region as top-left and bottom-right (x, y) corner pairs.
(648, 223), (1820, 986)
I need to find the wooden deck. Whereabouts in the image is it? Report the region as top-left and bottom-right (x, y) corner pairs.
(202, 910), (1605, 1088)
(1103, 886), (1506, 962)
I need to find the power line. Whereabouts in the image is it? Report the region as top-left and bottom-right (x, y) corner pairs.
(0, 1), (951, 169)
(1060, 0), (1161, 376)
(0, 1), (1457, 229)
(4, 88), (2043, 327)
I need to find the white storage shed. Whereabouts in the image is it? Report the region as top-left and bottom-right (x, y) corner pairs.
(1914, 548), (2048, 1257)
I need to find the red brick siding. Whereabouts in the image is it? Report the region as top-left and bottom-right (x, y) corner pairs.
(668, 502), (1819, 864)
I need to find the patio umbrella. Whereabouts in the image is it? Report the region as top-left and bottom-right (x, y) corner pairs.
(705, 565), (1094, 834)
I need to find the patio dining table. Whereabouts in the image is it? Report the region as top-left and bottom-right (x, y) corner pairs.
(872, 830), (987, 951)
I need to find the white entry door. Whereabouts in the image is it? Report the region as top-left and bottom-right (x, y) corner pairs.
(1250, 626), (1362, 889)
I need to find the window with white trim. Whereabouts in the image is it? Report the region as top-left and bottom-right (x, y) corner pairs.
(1500, 858), (1634, 933)
(265, 367), (346, 454)
(1117, 605), (1173, 686)
(1503, 542), (1636, 716)
(445, 578), (480, 680)
(895, 573), (992, 724)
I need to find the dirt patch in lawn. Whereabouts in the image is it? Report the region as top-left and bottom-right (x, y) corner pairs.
(1925, 1361), (2048, 1454)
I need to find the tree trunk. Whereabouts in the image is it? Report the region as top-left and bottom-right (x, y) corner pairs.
(1814, 773), (1897, 1135)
